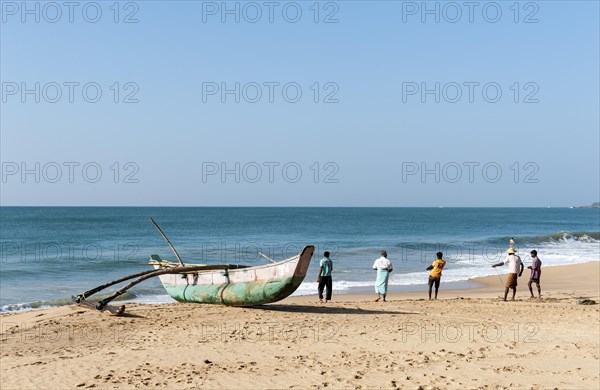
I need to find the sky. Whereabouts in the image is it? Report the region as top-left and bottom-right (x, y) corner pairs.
(1, 0), (599, 207)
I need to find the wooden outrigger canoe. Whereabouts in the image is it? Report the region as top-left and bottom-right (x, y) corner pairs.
(149, 245), (314, 306)
(75, 245), (314, 314)
(74, 218), (314, 315)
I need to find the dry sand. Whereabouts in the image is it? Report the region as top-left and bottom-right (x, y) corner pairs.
(1, 261), (598, 389)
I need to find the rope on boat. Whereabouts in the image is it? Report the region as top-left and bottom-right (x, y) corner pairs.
(218, 268), (231, 305)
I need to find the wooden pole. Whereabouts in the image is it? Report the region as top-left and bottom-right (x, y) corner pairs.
(258, 252), (276, 263)
(76, 268), (162, 302)
(149, 217), (185, 266)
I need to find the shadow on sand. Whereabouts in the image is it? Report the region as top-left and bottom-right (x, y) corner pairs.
(119, 311), (146, 318)
(252, 304), (419, 315)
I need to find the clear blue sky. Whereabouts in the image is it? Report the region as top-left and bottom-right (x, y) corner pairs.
(1, 1), (598, 206)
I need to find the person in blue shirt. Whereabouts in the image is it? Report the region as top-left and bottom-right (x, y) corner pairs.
(317, 251), (333, 303)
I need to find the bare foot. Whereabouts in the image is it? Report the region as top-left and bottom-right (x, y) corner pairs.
(374, 298), (380, 302)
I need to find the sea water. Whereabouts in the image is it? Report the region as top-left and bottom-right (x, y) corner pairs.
(1, 207), (598, 312)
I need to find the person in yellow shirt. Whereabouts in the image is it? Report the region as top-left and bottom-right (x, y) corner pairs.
(426, 252), (446, 300)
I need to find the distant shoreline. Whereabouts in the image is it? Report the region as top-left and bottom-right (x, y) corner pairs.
(575, 202), (600, 209)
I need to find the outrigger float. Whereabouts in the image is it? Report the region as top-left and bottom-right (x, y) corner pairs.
(74, 218), (314, 316)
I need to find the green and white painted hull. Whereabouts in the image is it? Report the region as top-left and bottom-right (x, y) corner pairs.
(151, 245), (314, 306)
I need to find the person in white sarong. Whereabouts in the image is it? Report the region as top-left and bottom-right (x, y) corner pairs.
(372, 251), (393, 302)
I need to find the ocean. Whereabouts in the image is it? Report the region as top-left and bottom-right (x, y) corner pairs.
(1, 207), (598, 312)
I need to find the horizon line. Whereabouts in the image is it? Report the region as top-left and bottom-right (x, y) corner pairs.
(0, 205), (597, 209)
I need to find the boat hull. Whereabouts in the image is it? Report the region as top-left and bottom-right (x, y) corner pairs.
(153, 245), (314, 306)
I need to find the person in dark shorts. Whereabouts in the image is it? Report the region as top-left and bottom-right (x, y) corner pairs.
(317, 251), (333, 303)
(426, 252), (446, 300)
(527, 250), (542, 298)
(492, 247), (524, 301)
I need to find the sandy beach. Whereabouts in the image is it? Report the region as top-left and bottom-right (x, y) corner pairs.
(1, 261), (598, 389)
